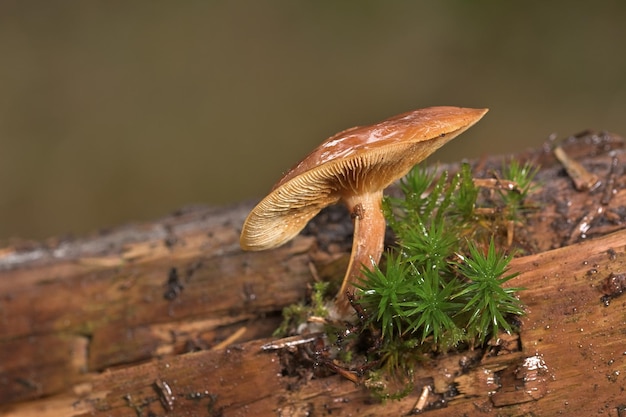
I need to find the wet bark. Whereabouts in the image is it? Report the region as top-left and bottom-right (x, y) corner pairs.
(1, 131), (625, 416)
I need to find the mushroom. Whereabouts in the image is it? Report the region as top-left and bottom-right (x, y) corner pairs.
(240, 106), (488, 313)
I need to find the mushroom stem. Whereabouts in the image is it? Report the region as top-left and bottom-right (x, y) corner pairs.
(337, 190), (386, 313)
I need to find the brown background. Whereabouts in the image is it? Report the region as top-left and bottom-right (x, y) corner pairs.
(1, 1), (625, 241)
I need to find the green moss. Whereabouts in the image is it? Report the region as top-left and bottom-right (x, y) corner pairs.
(354, 161), (536, 398)
(273, 281), (330, 337)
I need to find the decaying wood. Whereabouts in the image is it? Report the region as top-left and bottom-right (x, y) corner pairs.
(1, 131), (625, 416)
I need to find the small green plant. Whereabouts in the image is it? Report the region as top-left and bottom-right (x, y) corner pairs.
(353, 161), (535, 396)
(498, 159), (540, 222)
(273, 281), (330, 337)
(456, 239), (524, 344)
(356, 240), (522, 352)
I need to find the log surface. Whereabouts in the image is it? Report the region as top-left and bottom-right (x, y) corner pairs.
(1, 131), (625, 416)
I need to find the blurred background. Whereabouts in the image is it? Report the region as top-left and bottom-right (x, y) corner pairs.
(1, 1), (625, 241)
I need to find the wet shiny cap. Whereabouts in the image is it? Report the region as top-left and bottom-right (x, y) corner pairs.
(240, 106), (489, 251)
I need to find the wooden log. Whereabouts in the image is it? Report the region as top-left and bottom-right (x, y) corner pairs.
(0, 130), (625, 415)
(0, 206), (319, 402)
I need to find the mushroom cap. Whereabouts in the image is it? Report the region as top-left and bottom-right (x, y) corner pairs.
(240, 106), (488, 251)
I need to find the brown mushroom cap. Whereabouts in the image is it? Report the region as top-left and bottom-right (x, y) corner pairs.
(240, 106), (488, 251)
